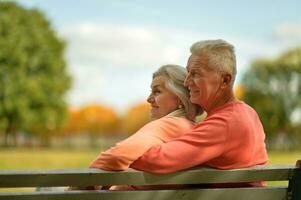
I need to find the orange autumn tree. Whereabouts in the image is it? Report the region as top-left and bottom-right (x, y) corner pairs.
(45, 104), (119, 136)
(79, 104), (119, 135)
(234, 84), (245, 99)
(59, 108), (83, 136)
(121, 102), (151, 135)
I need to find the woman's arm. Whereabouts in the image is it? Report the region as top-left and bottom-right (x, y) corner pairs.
(89, 117), (193, 170)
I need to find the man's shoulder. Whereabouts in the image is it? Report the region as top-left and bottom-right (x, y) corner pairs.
(219, 101), (257, 115)
(205, 101), (259, 124)
(233, 101), (259, 117)
(225, 101), (262, 128)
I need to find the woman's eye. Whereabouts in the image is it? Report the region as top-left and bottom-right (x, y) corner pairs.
(153, 90), (161, 95)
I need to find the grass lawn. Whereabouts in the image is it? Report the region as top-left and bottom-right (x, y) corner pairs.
(0, 148), (299, 169)
(0, 148), (299, 191)
(267, 151), (300, 164)
(0, 148), (100, 169)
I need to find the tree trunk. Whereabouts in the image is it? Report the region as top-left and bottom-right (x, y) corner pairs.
(3, 128), (9, 147)
(4, 119), (17, 147)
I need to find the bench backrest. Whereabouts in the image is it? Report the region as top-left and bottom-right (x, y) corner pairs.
(0, 164), (300, 200)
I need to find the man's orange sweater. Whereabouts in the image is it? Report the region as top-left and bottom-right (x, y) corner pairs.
(131, 101), (268, 175)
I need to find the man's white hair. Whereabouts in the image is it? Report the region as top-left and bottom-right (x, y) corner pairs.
(190, 39), (237, 83)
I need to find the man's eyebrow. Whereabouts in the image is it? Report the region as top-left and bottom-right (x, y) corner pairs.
(187, 62), (200, 69)
(188, 67), (197, 72)
(190, 63), (202, 70)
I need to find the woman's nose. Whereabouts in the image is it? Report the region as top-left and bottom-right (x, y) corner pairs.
(147, 94), (153, 103)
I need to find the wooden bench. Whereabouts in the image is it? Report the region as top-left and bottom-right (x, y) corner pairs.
(0, 161), (300, 200)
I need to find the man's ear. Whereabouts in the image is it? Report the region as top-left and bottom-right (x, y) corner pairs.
(220, 73), (232, 89)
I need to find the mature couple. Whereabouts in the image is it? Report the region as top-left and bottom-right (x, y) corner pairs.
(72, 39), (268, 190)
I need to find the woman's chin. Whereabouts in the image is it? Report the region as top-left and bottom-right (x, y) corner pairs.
(150, 112), (164, 120)
(150, 112), (158, 120)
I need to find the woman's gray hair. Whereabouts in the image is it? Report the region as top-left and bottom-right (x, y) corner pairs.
(153, 64), (202, 121)
(190, 39), (237, 83)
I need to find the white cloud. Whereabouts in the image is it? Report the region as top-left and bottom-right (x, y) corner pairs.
(273, 22), (301, 41)
(59, 22), (295, 112)
(268, 22), (301, 54)
(59, 22), (197, 112)
(65, 64), (105, 106)
(60, 22), (189, 69)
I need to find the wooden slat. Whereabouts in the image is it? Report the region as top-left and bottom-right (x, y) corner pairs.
(0, 186), (288, 200)
(0, 165), (295, 187)
(290, 166), (301, 200)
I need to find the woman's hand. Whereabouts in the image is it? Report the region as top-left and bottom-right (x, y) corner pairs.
(65, 185), (102, 191)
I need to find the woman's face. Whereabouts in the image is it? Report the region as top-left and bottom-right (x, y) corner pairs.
(147, 75), (180, 120)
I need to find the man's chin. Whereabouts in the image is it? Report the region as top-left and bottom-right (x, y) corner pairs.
(190, 97), (199, 104)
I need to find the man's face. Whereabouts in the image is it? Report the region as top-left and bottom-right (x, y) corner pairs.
(184, 54), (222, 110)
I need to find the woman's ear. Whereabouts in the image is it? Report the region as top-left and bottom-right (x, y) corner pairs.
(177, 99), (183, 109)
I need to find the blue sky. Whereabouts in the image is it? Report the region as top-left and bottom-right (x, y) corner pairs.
(14, 0), (301, 113)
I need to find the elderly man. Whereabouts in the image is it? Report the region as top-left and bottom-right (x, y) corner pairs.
(131, 39), (268, 177)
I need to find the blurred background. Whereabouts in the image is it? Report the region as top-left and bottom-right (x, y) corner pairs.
(0, 0), (300, 169)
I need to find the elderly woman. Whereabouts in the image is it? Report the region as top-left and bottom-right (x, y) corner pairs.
(67, 64), (201, 190)
(89, 64), (201, 171)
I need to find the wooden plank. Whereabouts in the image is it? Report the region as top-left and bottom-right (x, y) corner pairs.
(289, 168), (301, 200)
(0, 165), (295, 187)
(0, 186), (288, 200)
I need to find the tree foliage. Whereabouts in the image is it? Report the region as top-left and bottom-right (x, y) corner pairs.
(47, 104), (119, 136)
(234, 84), (245, 99)
(241, 47), (301, 137)
(78, 104), (119, 135)
(121, 102), (151, 135)
(0, 2), (71, 145)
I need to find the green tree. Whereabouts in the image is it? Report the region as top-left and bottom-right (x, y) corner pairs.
(0, 2), (71, 146)
(242, 47), (301, 140)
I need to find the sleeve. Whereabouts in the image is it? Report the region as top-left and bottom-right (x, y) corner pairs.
(89, 117), (185, 171)
(130, 116), (228, 173)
